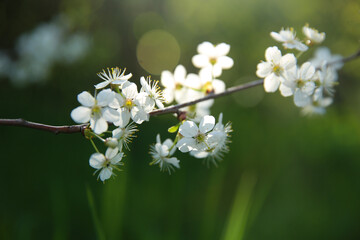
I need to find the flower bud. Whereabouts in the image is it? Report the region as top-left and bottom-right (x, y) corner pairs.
(105, 137), (118, 148)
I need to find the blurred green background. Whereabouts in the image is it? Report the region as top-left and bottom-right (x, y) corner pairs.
(1, 0), (360, 239)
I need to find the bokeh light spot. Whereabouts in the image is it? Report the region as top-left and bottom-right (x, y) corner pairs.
(136, 30), (180, 75)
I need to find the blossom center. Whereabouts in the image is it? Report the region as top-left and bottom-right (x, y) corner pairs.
(195, 133), (206, 143)
(203, 82), (214, 94)
(273, 65), (282, 75)
(125, 99), (134, 109)
(210, 58), (217, 65)
(91, 105), (102, 118)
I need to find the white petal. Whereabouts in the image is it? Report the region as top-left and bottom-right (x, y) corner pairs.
(265, 46), (281, 64)
(199, 115), (215, 133)
(279, 83), (294, 97)
(131, 107), (149, 124)
(300, 62), (315, 80)
(212, 79), (226, 93)
(264, 73), (281, 92)
(191, 150), (209, 159)
(294, 90), (311, 107)
(192, 55), (210, 68)
(165, 157), (180, 168)
(97, 89), (115, 106)
(114, 108), (130, 127)
(163, 88), (174, 103)
(122, 82), (138, 99)
(94, 81), (110, 90)
(89, 153), (105, 169)
(102, 108), (120, 123)
(77, 91), (95, 107)
(256, 62), (273, 78)
(111, 152), (123, 164)
(161, 70), (175, 89)
(280, 54), (297, 70)
(270, 32), (284, 42)
(217, 56), (233, 69)
(215, 43), (230, 56)
(176, 137), (196, 153)
(99, 168), (112, 181)
(92, 117), (108, 134)
(185, 73), (202, 89)
(212, 64), (223, 78)
(179, 121), (198, 137)
(105, 147), (119, 159)
(174, 65), (187, 83)
(197, 41), (215, 55)
(71, 106), (91, 123)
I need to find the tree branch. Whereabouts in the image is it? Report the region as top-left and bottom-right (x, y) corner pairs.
(0, 118), (86, 135)
(1, 48), (359, 134)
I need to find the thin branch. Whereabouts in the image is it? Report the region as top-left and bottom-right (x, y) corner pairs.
(1, 48), (359, 134)
(0, 118), (86, 135)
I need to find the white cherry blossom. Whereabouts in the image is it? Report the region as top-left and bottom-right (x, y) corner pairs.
(112, 122), (138, 150)
(140, 76), (165, 109)
(256, 46), (297, 92)
(95, 67), (132, 89)
(161, 65), (194, 104)
(150, 134), (180, 174)
(111, 82), (151, 127)
(270, 28), (308, 51)
(89, 147), (124, 182)
(303, 24), (325, 45)
(192, 41), (234, 77)
(71, 89), (119, 134)
(310, 47), (343, 70)
(176, 115), (215, 153)
(280, 62), (316, 107)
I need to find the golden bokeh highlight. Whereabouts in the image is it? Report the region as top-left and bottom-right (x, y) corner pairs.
(136, 30), (180, 75)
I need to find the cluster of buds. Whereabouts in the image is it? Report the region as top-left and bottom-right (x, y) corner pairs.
(257, 24), (343, 115)
(70, 42), (233, 182)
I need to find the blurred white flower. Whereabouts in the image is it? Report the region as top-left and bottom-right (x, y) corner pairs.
(280, 62), (317, 107)
(150, 134), (180, 174)
(310, 47), (343, 70)
(271, 28), (308, 51)
(192, 41), (234, 77)
(302, 24), (325, 45)
(1, 15), (91, 86)
(256, 46), (297, 92)
(89, 147), (124, 182)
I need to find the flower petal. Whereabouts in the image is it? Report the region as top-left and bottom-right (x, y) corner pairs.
(265, 46), (281, 64)
(71, 106), (91, 123)
(94, 81), (110, 90)
(105, 147), (119, 159)
(199, 115), (215, 133)
(179, 121), (198, 137)
(192, 55), (210, 68)
(77, 91), (95, 107)
(294, 89), (311, 107)
(264, 73), (281, 92)
(97, 89), (115, 106)
(92, 117), (108, 134)
(114, 108), (130, 128)
(99, 168), (112, 181)
(215, 43), (230, 56)
(197, 41), (215, 55)
(176, 137), (196, 153)
(89, 153), (105, 169)
(256, 62), (273, 78)
(217, 56), (233, 69)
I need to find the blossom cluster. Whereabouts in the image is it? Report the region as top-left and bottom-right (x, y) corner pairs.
(257, 24), (343, 115)
(70, 42), (233, 182)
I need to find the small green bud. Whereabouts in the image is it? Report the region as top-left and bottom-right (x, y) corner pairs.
(168, 125), (179, 133)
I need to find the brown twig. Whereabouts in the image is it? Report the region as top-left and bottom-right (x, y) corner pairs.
(1, 48), (359, 134)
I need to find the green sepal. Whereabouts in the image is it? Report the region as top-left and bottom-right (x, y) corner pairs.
(168, 124), (179, 133)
